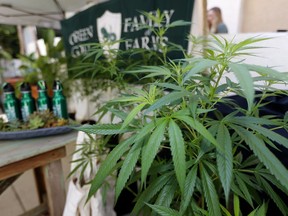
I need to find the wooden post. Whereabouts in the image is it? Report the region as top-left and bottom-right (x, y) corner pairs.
(34, 167), (47, 203)
(202, 0), (209, 74)
(44, 158), (66, 216)
(202, 0), (208, 36)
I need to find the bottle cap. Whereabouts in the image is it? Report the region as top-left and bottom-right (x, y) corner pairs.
(2, 82), (15, 93)
(20, 82), (31, 92)
(53, 80), (63, 91)
(37, 80), (47, 91)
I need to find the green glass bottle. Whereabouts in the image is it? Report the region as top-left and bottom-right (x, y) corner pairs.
(52, 80), (68, 119)
(2, 83), (21, 122)
(20, 82), (36, 122)
(37, 80), (51, 112)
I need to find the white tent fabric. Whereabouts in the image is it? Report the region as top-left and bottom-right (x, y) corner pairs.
(63, 131), (116, 216)
(0, 0), (108, 29)
(0, 0), (204, 34)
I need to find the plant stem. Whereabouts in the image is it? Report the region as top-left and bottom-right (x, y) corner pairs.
(209, 65), (226, 100)
(235, 169), (257, 174)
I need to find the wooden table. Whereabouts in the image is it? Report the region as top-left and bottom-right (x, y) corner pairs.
(0, 131), (77, 216)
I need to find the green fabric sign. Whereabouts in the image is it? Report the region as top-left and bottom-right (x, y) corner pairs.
(61, 0), (194, 59)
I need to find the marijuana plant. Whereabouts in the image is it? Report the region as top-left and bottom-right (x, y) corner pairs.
(75, 11), (288, 216)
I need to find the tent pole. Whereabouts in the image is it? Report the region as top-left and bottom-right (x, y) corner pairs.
(202, 0), (208, 36)
(17, 26), (25, 55)
(202, 0), (209, 75)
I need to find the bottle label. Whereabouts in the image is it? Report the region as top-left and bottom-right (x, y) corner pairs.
(21, 103), (31, 122)
(53, 103), (62, 118)
(52, 91), (68, 119)
(39, 104), (48, 112)
(5, 104), (17, 122)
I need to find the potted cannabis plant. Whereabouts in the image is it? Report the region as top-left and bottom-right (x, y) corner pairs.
(73, 12), (288, 216)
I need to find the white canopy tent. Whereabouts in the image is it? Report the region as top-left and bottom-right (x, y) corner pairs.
(0, 0), (110, 56)
(0, 0), (206, 58)
(0, 0), (205, 32)
(0, 0), (108, 29)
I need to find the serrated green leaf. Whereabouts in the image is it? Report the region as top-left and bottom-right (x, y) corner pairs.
(115, 140), (142, 200)
(156, 183), (177, 206)
(183, 59), (218, 83)
(180, 165), (198, 213)
(244, 64), (288, 81)
(87, 135), (135, 201)
(155, 82), (185, 91)
(171, 108), (190, 118)
(230, 36), (270, 54)
(135, 119), (159, 141)
(229, 63), (254, 111)
(231, 180), (246, 201)
(232, 120), (288, 149)
(78, 162), (89, 183)
(132, 174), (172, 215)
(128, 162), (173, 186)
(191, 199), (209, 215)
(110, 96), (144, 103)
(76, 124), (133, 135)
(141, 119), (168, 183)
(125, 65), (171, 75)
(220, 205), (232, 216)
(232, 125), (288, 191)
(216, 124), (233, 203)
(67, 161), (85, 179)
(167, 20), (191, 28)
(237, 172), (261, 190)
(260, 177), (288, 215)
(147, 204), (181, 216)
(260, 172), (288, 194)
(175, 116), (223, 151)
(106, 107), (128, 121)
(145, 91), (189, 114)
(256, 203), (267, 216)
(248, 203), (267, 216)
(201, 166), (222, 216)
(241, 155), (260, 168)
(227, 116), (281, 127)
(153, 178), (178, 215)
(168, 120), (186, 193)
(211, 35), (225, 49)
(130, 86), (149, 98)
(235, 173), (254, 207)
(234, 194), (240, 216)
(121, 103), (146, 129)
(143, 72), (171, 79)
(187, 96), (198, 119)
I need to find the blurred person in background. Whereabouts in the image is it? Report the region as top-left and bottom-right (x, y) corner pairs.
(207, 7), (228, 34)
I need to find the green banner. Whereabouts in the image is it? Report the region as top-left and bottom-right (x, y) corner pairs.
(61, 0), (194, 59)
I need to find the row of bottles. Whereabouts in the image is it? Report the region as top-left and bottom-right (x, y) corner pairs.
(2, 80), (68, 123)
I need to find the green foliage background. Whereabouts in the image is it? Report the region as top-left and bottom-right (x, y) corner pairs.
(0, 24), (20, 58)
